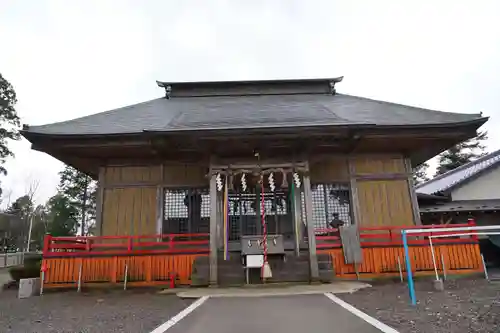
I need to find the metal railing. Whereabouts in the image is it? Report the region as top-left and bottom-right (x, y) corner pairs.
(0, 252), (24, 268)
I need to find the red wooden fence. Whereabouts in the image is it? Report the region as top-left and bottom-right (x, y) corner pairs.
(315, 222), (478, 249)
(43, 233), (210, 257)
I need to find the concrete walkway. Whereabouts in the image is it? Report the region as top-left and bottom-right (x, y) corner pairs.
(174, 281), (371, 298)
(159, 294), (393, 333)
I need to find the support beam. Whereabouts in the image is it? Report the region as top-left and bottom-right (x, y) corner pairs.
(405, 158), (422, 225)
(293, 185), (303, 255)
(155, 186), (164, 237)
(347, 158), (361, 226)
(303, 162), (319, 281)
(209, 173), (218, 285)
(94, 167), (105, 236)
(156, 164), (165, 237)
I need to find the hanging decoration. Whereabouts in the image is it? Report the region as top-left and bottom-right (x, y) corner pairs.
(216, 173), (223, 192)
(241, 173), (247, 192)
(268, 172), (275, 192)
(293, 172), (301, 189)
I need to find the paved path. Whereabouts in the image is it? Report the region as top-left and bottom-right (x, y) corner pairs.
(174, 281), (372, 298)
(161, 294), (392, 333)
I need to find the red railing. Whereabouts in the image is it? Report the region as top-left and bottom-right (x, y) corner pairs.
(43, 233), (209, 258)
(316, 221), (478, 249)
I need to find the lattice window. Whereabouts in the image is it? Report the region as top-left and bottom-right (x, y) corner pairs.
(227, 189), (290, 241)
(301, 183), (352, 230)
(163, 188), (210, 234)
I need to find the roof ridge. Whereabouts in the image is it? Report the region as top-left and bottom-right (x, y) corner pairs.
(415, 148), (500, 190)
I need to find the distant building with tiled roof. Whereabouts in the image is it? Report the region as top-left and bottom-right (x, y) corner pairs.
(417, 149), (500, 226)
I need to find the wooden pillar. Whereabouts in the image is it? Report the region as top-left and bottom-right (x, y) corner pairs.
(209, 173), (218, 285)
(293, 187), (303, 256)
(94, 167), (105, 236)
(405, 158), (422, 225)
(156, 164), (165, 237)
(347, 158), (361, 226)
(155, 186), (163, 236)
(303, 163), (319, 281)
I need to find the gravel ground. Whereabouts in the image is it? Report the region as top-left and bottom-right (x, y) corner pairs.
(339, 278), (500, 333)
(0, 288), (192, 333)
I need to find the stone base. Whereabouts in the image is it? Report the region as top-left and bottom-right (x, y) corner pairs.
(18, 278), (40, 299)
(433, 279), (444, 291)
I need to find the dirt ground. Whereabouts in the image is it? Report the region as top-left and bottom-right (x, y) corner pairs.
(339, 277), (500, 333)
(0, 288), (192, 333)
(1, 276), (499, 333)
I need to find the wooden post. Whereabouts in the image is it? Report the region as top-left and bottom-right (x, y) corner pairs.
(209, 172), (218, 285)
(110, 257), (118, 283)
(156, 185), (164, 238)
(146, 256), (152, 283)
(94, 167), (105, 236)
(347, 158), (361, 226)
(293, 184), (303, 256)
(156, 163), (164, 240)
(303, 163), (319, 281)
(405, 158), (421, 225)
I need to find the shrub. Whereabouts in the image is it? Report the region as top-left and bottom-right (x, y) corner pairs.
(9, 263), (41, 282)
(23, 253), (42, 267)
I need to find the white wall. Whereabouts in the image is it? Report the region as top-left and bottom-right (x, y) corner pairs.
(452, 165), (500, 201)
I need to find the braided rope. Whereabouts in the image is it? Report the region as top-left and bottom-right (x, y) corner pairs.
(260, 175), (268, 275)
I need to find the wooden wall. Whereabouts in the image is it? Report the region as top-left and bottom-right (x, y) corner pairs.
(101, 187), (157, 236)
(310, 154), (416, 227)
(97, 155), (416, 236)
(354, 156), (414, 226)
(99, 163), (208, 236)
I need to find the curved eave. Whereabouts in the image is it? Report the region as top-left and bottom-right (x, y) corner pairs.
(20, 117), (488, 143)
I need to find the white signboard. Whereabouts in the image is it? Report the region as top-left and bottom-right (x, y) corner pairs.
(246, 254), (264, 268)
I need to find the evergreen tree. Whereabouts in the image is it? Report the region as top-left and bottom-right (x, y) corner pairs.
(58, 166), (97, 235)
(0, 73), (21, 197)
(3, 195), (33, 250)
(45, 194), (79, 237)
(435, 131), (488, 176)
(413, 162), (430, 185)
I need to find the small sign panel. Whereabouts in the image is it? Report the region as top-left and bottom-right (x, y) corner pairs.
(246, 254), (264, 268)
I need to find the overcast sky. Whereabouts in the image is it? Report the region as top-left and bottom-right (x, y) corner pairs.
(0, 0), (499, 206)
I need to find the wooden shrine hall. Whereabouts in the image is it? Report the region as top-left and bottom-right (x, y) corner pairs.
(22, 77), (488, 289)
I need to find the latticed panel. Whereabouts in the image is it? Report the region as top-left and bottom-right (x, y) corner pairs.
(301, 183), (352, 231)
(163, 188), (210, 234)
(227, 189), (290, 241)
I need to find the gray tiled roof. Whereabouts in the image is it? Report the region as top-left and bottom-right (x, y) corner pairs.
(24, 93), (484, 136)
(416, 149), (500, 195)
(420, 199), (500, 213)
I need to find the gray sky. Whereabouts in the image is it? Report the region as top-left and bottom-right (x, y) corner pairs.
(0, 0), (499, 206)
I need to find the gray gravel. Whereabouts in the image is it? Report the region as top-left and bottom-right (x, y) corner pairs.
(0, 289), (192, 333)
(339, 278), (500, 333)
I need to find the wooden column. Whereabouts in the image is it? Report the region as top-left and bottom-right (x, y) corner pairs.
(347, 158), (361, 226)
(155, 164), (165, 237)
(303, 163), (319, 281)
(405, 158), (422, 225)
(155, 186), (163, 236)
(209, 173), (218, 285)
(293, 187), (303, 256)
(94, 167), (105, 236)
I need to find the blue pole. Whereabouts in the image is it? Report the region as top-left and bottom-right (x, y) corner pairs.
(402, 230), (417, 306)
